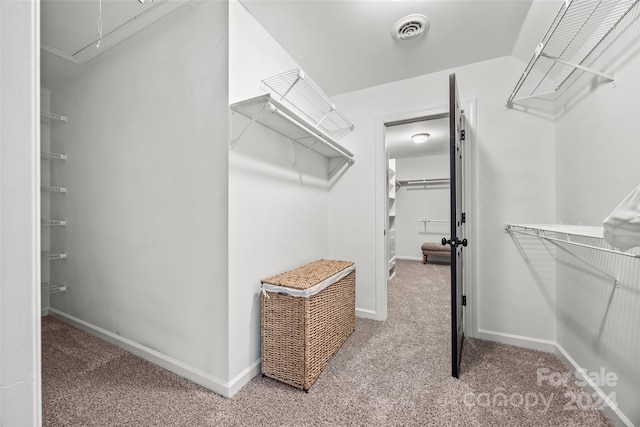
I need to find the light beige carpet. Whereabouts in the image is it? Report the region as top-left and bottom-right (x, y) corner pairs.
(42, 260), (614, 426)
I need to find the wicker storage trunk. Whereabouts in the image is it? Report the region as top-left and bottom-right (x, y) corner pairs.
(260, 259), (355, 391)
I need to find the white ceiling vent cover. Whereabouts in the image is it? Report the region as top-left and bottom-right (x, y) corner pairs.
(392, 14), (429, 41)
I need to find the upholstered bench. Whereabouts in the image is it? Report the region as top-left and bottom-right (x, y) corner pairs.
(421, 242), (451, 264)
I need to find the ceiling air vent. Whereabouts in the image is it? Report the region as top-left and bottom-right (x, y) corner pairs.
(392, 14), (429, 41)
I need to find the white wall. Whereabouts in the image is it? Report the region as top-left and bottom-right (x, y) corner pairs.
(0, 0), (41, 424)
(39, 0), (342, 396)
(511, 0), (564, 63)
(227, 1), (332, 383)
(42, 0), (230, 384)
(554, 7), (640, 425)
(394, 155), (449, 260)
(329, 56), (557, 345)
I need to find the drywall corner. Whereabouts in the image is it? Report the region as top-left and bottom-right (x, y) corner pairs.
(555, 344), (635, 427)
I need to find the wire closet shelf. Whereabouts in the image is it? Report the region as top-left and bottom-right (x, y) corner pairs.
(261, 69), (354, 139)
(230, 94), (355, 174)
(230, 68), (355, 179)
(506, 223), (640, 287)
(41, 282), (67, 294)
(505, 223), (640, 259)
(506, 0), (639, 108)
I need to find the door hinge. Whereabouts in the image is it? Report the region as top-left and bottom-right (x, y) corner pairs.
(460, 129), (465, 140)
(461, 213), (466, 223)
(462, 295), (467, 306)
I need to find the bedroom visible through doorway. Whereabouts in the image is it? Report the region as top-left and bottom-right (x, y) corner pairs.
(375, 94), (476, 377)
(385, 112), (451, 280)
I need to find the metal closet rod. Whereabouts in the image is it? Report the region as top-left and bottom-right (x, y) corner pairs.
(399, 178), (449, 186)
(266, 102), (355, 164)
(505, 224), (640, 260)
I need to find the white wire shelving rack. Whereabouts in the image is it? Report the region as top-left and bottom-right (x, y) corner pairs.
(41, 185), (67, 193)
(230, 69), (356, 180)
(230, 95), (355, 179)
(41, 103), (68, 297)
(41, 151), (67, 161)
(40, 111), (68, 122)
(41, 282), (67, 294)
(41, 219), (67, 227)
(506, 0), (639, 108)
(261, 69), (354, 139)
(41, 251), (67, 261)
(505, 223), (640, 286)
(506, 224), (640, 258)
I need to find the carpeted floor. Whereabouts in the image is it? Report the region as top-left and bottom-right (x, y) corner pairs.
(42, 260), (614, 426)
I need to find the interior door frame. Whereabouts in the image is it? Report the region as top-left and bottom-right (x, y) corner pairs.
(0, 0), (42, 424)
(373, 99), (477, 338)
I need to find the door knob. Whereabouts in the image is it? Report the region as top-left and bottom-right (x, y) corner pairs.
(442, 237), (468, 247)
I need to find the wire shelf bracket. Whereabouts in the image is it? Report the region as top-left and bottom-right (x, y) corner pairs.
(538, 51), (614, 81)
(506, 0), (639, 108)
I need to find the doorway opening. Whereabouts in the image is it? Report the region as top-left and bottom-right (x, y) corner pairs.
(385, 112), (450, 281)
(374, 94), (477, 377)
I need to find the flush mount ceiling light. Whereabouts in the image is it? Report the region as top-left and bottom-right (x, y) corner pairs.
(412, 133), (430, 144)
(392, 14), (430, 41)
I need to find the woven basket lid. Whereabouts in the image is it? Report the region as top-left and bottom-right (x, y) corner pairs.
(261, 259), (354, 290)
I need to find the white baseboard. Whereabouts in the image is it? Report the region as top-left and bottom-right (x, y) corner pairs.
(355, 307), (378, 319)
(47, 308), (253, 398)
(44, 311), (633, 426)
(397, 256), (422, 261)
(478, 330), (632, 426)
(228, 359), (261, 397)
(477, 329), (556, 353)
(41, 308), (49, 317)
(555, 344), (634, 427)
